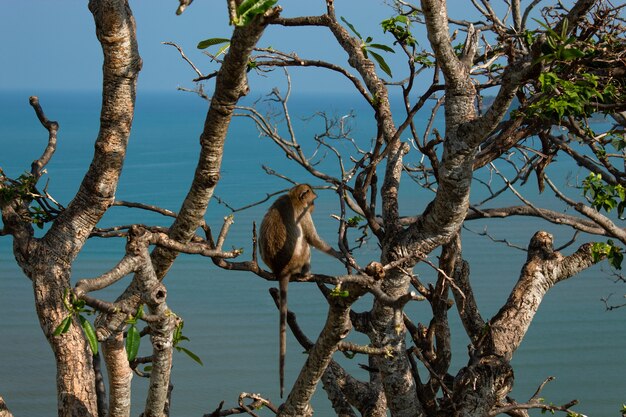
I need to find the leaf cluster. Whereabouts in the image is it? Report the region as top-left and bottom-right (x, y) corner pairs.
(54, 289), (98, 355)
(535, 19), (585, 63)
(173, 320), (203, 365)
(341, 16), (395, 77)
(521, 16), (625, 122)
(527, 72), (613, 120)
(583, 173), (626, 218)
(381, 15), (417, 47)
(233, 0), (277, 27)
(592, 240), (623, 270)
(0, 173), (35, 204)
(0, 173), (52, 228)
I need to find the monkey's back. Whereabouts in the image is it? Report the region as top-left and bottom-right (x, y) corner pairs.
(259, 195), (310, 276)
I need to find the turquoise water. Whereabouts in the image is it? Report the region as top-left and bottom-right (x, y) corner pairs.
(0, 91), (624, 416)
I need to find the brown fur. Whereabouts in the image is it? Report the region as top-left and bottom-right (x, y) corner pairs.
(259, 184), (339, 398)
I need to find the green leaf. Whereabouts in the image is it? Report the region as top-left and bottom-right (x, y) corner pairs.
(54, 315), (73, 336)
(346, 215), (364, 228)
(560, 48), (585, 60)
(236, 0), (277, 27)
(369, 50), (393, 77)
(79, 314), (99, 355)
(610, 250), (623, 270)
(197, 38), (231, 50)
(176, 346), (204, 365)
(62, 288), (72, 311)
(215, 43), (231, 58)
(126, 325), (141, 362)
(330, 285), (350, 298)
(368, 43), (395, 53)
(342, 350), (356, 359)
(236, 0), (260, 14)
(340, 16), (362, 40)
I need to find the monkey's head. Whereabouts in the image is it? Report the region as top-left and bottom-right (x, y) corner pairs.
(289, 183), (317, 211)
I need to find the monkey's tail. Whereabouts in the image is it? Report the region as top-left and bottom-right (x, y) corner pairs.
(279, 274), (288, 399)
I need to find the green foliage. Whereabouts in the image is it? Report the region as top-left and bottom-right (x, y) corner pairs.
(535, 19), (586, 63)
(341, 16), (395, 77)
(330, 285), (349, 298)
(53, 289), (98, 354)
(381, 15), (416, 47)
(125, 324), (141, 362)
(527, 72), (610, 120)
(125, 304), (144, 362)
(173, 320), (203, 365)
(247, 60), (258, 72)
(609, 131), (626, 152)
(233, 0), (277, 27)
(523, 29), (538, 47)
(341, 350), (356, 359)
(583, 173), (626, 217)
(0, 172), (53, 228)
(346, 215), (364, 228)
(54, 315), (73, 336)
(78, 314), (98, 355)
(197, 37), (230, 50)
(413, 51), (434, 68)
(519, 17), (624, 122)
(592, 240), (623, 270)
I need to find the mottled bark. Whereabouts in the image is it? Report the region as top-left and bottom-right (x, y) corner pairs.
(151, 10), (280, 278)
(489, 232), (598, 359)
(95, 4), (281, 346)
(279, 283), (366, 417)
(5, 2), (142, 416)
(320, 361), (380, 417)
(102, 333), (132, 417)
(445, 357), (515, 417)
(0, 396), (14, 417)
(271, 288), (386, 417)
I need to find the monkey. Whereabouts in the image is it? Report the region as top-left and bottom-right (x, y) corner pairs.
(259, 183), (341, 398)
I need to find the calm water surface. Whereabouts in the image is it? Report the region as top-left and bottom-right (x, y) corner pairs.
(0, 91), (624, 416)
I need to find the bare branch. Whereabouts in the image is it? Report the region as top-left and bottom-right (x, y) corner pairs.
(28, 96), (59, 179)
(489, 232), (600, 359)
(175, 0), (193, 15)
(545, 176), (626, 244)
(490, 376), (579, 416)
(163, 41), (204, 78)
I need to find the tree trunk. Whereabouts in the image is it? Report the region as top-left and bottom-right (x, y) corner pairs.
(31, 250), (99, 417)
(7, 1), (142, 415)
(0, 396), (14, 417)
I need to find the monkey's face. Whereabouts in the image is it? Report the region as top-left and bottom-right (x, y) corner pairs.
(292, 184), (317, 211)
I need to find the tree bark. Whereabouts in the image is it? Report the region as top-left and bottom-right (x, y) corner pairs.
(94, 4), (282, 345)
(4, 1), (141, 415)
(102, 333), (132, 417)
(279, 283), (365, 417)
(0, 396), (14, 417)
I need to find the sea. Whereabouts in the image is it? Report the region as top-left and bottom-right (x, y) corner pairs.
(0, 90), (624, 416)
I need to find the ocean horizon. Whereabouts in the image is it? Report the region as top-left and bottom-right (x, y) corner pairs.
(1, 90), (624, 416)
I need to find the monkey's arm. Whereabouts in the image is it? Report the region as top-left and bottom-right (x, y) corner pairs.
(306, 230), (344, 260)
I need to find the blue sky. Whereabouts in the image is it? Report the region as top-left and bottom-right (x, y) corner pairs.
(1, 0), (404, 94)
